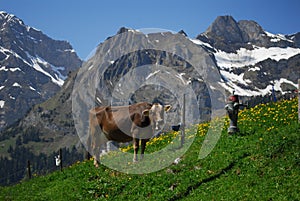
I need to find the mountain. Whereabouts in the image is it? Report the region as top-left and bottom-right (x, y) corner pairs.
(0, 11), (82, 130)
(197, 15), (300, 52)
(195, 15), (300, 97)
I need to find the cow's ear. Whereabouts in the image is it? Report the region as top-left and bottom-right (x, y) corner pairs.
(142, 109), (150, 116)
(164, 105), (172, 112)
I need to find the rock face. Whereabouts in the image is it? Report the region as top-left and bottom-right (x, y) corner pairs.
(0, 11), (82, 130)
(197, 15), (298, 52)
(195, 15), (300, 97)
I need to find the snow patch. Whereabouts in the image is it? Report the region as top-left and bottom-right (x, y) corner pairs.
(219, 78), (298, 97)
(248, 66), (260, 71)
(190, 38), (214, 49)
(219, 81), (260, 96)
(26, 52), (65, 86)
(220, 70), (249, 86)
(12, 82), (22, 87)
(175, 73), (187, 84)
(244, 79), (252, 84)
(209, 85), (216, 90)
(0, 100), (4, 108)
(9, 67), (21, 72)
(0, 46), (31, 66)
(0, 66), (21, 72)
(265, 31), (294, 43)
(29, 86), (36, 91)
(146, 70), (160, 80)
(128, 29), (141, 34)
(64, 49), (75, 53)
(215, 46), (300, 69)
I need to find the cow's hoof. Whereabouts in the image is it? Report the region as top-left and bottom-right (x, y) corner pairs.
(133, 159), (138, 163)
(94, 161), (99, 168)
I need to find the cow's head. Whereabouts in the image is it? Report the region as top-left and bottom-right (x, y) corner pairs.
(143, 103), (172, 131)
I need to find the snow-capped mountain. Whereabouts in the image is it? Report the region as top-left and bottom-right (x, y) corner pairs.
(195, 15), (300, 97)
(0, 11), (82, 130)
(13, 17), (300, 140)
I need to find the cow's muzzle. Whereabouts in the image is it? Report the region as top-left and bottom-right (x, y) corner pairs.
(155, 119), (164, 130)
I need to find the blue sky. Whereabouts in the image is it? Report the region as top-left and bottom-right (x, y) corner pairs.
(1, 0), (300, 60)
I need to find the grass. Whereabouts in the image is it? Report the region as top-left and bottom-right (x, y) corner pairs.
(0, 98), (299, 200)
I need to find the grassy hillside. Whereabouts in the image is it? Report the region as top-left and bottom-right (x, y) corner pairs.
(0, 98), (299, 200)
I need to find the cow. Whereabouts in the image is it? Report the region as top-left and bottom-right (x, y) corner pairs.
(88, 102), (172, 167)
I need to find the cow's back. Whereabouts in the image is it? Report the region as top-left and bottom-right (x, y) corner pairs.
(89, 102), (153, 142)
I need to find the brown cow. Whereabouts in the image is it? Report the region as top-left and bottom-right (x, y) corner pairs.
(88, 102), (171, 167)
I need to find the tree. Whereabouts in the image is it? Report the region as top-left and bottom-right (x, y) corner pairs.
(15, 136), (22, 146)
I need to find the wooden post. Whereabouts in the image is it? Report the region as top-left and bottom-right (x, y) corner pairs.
(181, 94), (186, 147)
(85, 150), (91, 160)
(59, 148), (63, 171)
(27, 160), (32, 179)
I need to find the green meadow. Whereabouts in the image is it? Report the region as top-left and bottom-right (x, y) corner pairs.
(1, 98), (299, 200)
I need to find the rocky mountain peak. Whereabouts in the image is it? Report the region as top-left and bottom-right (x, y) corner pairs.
(205, 15), (243, 44)
(197, 15), (245, 52)
(0, 11), (82, 130)
(237, 20), (265, 41)
(194, 16), (300, 98)
(0, 11), (24, 26)
(178, 29), (188, 37)
(197, 15), (297, 53)
(117, 27), (131, 34)
(0, 12), (81, 69)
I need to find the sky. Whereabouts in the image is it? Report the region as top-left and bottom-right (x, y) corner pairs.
(0, 0), (300, 60)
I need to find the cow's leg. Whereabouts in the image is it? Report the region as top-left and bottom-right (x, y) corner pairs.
(93, 148), (100, 168)
(92, 131), (101, 168)
(90, 126), (106, 168)
(133, 138), (139, 162)
(140, 139), (149, 160)
(89, 125), (99, 168)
